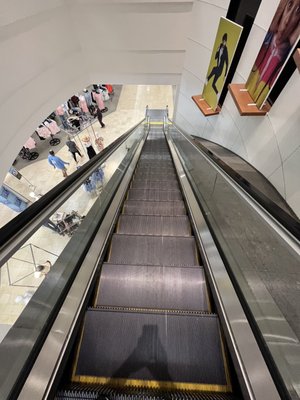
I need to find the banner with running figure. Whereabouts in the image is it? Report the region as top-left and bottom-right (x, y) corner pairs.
(246, 0), (300, 108)
(203, 17), (243, 111)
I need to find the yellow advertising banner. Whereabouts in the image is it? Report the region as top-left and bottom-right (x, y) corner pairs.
(246, 0), (300, 109)
(203, 17), (243, 111)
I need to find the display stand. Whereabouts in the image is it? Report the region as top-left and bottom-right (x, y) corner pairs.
(192, 95), (220, 116)
(228, 83), (270, 116)
(293, 49), (300, 72)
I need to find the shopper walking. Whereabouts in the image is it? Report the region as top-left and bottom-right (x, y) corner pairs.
(96, 107), (105, 128)
(48, 150), (70, 177)
(65, 136), (83, 163)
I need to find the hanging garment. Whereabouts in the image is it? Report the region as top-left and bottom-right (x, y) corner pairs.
(24, 137), (36, 150)
(83, 91), (92, 106)
(55, 105), (65, 116)
(79, 96), (89, 113)
(104, 84), (113, 94)
(99, 88), (109, 101)
(70, 95), (80, 107)
(36, 125), (52, 139)
(44, 119), (60, 135)
(92, 91), (105, 110)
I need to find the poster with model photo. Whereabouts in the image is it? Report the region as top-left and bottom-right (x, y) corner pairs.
(246, 0), (300, 108)
(203, 17), (243, 111)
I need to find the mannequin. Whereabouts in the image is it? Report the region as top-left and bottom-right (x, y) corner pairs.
(83, 89), (92, 106)
(95, 135), (104, 152)
(81, 135), (96, 159)
(56, 105), (69, 130)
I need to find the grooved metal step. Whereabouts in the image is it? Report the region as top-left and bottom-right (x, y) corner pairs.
(73, 309), (229, 390)
(117, 215), (191, 236)
(127, 189), (182, 201)
(134, 172), (177, 182)
(131, 180), (179, 190)
(56, 384), (240, 400)
(140, 154), (171, 161)
(96, 264), (208, 311)
(108, 234), (199, 267)
(136, 164), (175, 172)
(123, 200), (186, 216)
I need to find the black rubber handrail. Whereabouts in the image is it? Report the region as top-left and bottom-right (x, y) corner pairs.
(192, 136), (300, 241)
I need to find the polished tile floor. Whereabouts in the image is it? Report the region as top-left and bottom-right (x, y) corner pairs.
(0, 85), (174, 339)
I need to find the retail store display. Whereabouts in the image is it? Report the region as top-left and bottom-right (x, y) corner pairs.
(36, 122), (60, 146)
(82, 135), (96, 159)
(19, 137), (39, 161)
(51, 211), (84, 236)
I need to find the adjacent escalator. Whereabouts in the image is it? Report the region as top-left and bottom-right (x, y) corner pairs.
(56, 119), (241, 399)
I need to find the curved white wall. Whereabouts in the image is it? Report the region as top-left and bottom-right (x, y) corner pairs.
(1, 0), (299, 217)
(0, 0), (192, 186)
(173, 0), (300, 217)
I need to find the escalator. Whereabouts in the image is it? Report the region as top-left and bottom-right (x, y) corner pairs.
(56, 112), (240, 399)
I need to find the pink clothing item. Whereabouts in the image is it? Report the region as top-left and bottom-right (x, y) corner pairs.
(79, 96), (89, 113)
(44, 120), (60, 135)
(92, 91), (104, 110)
(56, 105), (65, 116)
(24, 137), (36, 150)
(36, 125), (51, 138)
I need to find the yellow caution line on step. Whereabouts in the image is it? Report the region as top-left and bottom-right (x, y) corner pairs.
(72, 375), (230, 393)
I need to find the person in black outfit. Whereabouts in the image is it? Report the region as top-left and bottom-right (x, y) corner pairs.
(96, 107), (105, 128)
(65, 136), (83, 163)
(206, 33), (229, 95)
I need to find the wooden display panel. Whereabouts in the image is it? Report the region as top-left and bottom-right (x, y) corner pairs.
(228, 83), (270, 116)
(192, 95), (220, 116)
(293, 49), (300, 72)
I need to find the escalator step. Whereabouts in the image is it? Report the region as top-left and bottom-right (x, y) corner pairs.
(123, 200), (186, 216)
(96, 264), (208, 311)
(108, 234), (199, 267)
(117, 215), (191, 236)
(136, 164), (175, 172)
(131, 180), (179, 190)
(127, 189), (182, 202)
(134, 172), (177, 182)
(140, 154), (171, 161)
(73, 310), (229, 391)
